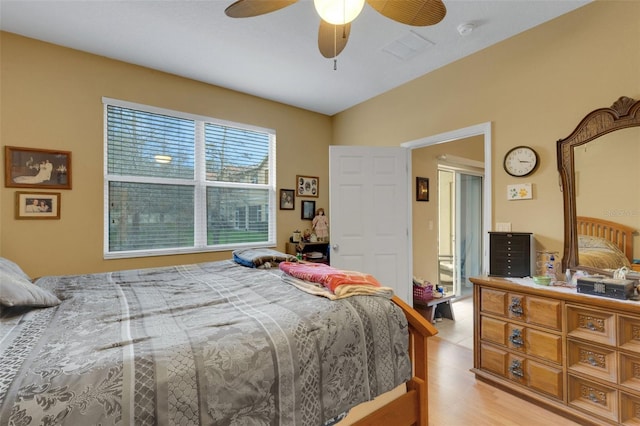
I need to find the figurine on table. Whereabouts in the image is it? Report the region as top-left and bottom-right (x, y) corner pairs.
(312, 208), (329, 242)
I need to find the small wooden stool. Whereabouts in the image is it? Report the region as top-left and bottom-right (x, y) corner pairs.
(414, 294), (456, 323)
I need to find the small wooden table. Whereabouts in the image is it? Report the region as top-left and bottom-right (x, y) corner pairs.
(414, 295), (455, 323)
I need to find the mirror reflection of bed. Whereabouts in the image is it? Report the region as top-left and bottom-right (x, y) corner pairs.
(559, 97), (640, 276)
(572, 124), (639, 273)
(577, 216), (639, 271)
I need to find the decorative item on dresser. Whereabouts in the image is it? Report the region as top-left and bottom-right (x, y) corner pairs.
(489, 232), (535, 277)
(471, 276), (640, 425)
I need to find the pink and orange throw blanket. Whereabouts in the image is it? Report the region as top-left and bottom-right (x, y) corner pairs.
(278, 261), (394, 300)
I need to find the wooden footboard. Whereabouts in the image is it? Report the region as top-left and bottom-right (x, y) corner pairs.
(351, 296), (438, 426)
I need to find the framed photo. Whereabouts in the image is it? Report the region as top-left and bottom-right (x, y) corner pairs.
(416, 177), (429, 202)
(15, 191), (61, 219)
(296, 175), (319, 198)
(301, 200), (316, 220)
(5, 146), (72, 189)
(279, 189), (295, 210)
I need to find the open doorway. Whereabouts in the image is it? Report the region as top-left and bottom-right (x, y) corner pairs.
(437, 165), (483, 298)
(403, 123), (490, 350)
(402, 122), (491, 304)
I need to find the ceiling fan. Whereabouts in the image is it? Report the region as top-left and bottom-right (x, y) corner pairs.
(225, 0), (447, 59)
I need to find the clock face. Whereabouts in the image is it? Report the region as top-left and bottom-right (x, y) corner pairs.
(503, 146), (539, 177)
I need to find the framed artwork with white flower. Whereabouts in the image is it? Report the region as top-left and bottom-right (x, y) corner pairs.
(5, 146), (72, 189)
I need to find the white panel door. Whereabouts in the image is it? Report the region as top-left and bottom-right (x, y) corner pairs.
(329, 146), (411, 302)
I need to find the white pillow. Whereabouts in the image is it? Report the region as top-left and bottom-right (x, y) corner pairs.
(0, 257), (60, 307)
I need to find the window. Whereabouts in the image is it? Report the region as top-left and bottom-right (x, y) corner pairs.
(103, 98), (275, 258)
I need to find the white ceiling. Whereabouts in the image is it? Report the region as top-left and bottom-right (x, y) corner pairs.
(0, 0), (591, 116)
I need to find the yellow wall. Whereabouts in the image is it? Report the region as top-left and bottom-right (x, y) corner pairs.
(332, 1), (640, 269)
(0, 32), (331, 277)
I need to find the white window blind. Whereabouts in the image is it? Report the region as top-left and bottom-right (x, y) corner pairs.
(103, 98), (276, 258)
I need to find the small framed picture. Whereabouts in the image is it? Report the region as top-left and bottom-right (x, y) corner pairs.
(279, 189), (295, 210)
(301, 200), (316, 220)
(296, 175), (319, 198)
(416, 177), (429, 202)
(5, 146), (72, 189)
(15, 191), (61, 219)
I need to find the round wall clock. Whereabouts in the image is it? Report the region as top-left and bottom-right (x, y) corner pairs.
(503, 146), (539, 177)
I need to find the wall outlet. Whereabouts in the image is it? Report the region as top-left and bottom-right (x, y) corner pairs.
(496, 222), (512, 232)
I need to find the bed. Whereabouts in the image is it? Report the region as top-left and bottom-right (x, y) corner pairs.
(0, 253), (437, 426)
(576, 216), (636, 270)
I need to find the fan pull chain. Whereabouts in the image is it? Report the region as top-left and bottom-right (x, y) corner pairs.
(333, 24), (338, 70)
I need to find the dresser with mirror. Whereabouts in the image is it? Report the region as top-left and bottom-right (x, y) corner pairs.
(471, 96), (640, 425)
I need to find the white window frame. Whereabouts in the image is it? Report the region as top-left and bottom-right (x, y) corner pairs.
(103, 97), (277, 259)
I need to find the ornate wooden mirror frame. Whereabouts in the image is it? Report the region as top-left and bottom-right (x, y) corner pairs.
(557, 96), (640, 274)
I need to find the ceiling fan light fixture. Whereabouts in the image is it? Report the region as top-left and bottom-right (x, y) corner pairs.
(314, 0), (365, 25)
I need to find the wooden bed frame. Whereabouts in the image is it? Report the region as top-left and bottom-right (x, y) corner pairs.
(350, 296), (438, 426)
(577, 216), (635, 264)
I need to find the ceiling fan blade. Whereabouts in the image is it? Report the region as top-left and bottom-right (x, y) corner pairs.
(366, 0), (446, 26)
(225, 0), (297, 18)
(318, 20), (351, 59)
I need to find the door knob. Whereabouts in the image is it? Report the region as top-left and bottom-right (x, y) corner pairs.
(332, 244), (339, 250)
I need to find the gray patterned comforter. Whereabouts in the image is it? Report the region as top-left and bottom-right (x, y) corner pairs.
(0, 260), (411, 425)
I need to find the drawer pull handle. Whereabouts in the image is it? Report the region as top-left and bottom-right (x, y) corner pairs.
(509, 329), (524, 347)
(588, 355), (598, 366)
(508, 297), (523, 316)
(509, 360), (524, 378)
(586, 321), (597, 331)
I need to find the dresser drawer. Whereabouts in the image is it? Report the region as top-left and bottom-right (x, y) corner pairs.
(619, 315), (640, 353)
(620, 392), (640, 425)
(480, 315), (508, 345)
(525, 296), (562, 330)
(479, 343), (563, 399)
(567, 339), (617, 383)
(480, 343), (509, 377)
(480, 316), (562, 363)
(568, 374), (618, 422)
(527, 358), (563, 400)
(619, 352), (640, 393)
(567, 305), (616, 346)
(480, 288), (508, 316)
(480, 342), (526, 385)
(527, 328), (562, 364)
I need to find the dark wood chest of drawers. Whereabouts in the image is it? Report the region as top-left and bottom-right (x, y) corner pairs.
(489, 232), (534, 278)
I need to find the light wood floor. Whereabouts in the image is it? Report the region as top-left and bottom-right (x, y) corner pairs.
(427, 298), (579, 425)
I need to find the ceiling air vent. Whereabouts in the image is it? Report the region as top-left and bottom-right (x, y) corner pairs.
(382, 30), (435, 61)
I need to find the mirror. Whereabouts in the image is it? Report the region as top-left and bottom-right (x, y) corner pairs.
(558, 96), (640, 276)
